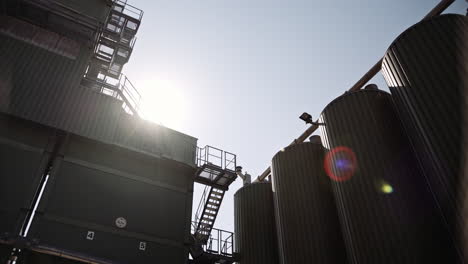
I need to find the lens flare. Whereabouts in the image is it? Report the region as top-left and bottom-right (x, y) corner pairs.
(381, 183), (394, 194)
(324, 146), (357, 182)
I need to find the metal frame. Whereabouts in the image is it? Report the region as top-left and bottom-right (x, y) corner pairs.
(191, 223), (235, 257)
(193, 186), (210, 226)
(194, 146), (237, 189)
(81, 73), (141, 115)
(194, 187), (224, 242)
(81, 0), (143, 116)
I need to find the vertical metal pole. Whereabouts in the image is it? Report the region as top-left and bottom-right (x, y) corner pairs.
(219, 229), (221, 255)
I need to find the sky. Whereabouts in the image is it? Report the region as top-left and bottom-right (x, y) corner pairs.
(123, 0), (467, 233)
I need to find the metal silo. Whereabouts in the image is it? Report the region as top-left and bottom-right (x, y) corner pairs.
(319, 88), (455, 263)
(271, 140), (347, 264)
(234, 182), (279, 264)
(381, 14), (468, 252)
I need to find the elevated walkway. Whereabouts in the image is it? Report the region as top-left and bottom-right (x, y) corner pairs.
(194, 146), (237, 190)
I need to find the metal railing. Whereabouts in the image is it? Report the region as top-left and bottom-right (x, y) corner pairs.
(196, 146), (237, 172)
(117, 75), (141, 114)
(81, 73), (141, 115)
(113, 0), (144, 21)
(194, 185), (211, 226)
(191, 222), (234, 257)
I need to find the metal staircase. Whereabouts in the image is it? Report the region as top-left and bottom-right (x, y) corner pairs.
(190, 146), (238, 263)
(194, 187), (225, 243)
(81, 0), (143, 116)
(188, 225), (237, 264)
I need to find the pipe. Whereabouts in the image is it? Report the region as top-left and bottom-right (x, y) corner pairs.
(236, 166), (252, 186)
(422, 0), (455, 20)
(255, 0), (455, 182)
(255, 123), (319, 182)
(30, 246), (115, 264)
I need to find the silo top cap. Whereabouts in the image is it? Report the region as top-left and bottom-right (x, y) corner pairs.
(309, 135), (322, 144)
(364, 84), (379, 90)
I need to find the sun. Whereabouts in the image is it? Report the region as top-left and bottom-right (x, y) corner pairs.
(138, 78), (186, 129)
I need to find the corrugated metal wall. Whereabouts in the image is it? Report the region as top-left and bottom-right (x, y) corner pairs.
(0, 244), (12, 263)
(54, 0), (110, 24)
(234, 182), (279, 264)
(0, 28), (197, 166)
(0, 26), (122, 142)
(0, 113), (55, 237)
(28, 133), (195, 264)
(271, 142), (347, 264)
(319, 89), (455, 263)
(113, 114), (197, 166)
(381, 15), (468, 257)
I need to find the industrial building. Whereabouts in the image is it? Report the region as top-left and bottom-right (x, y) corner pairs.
(0, 0), (467, 263)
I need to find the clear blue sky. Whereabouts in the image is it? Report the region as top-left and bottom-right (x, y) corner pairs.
(123, 0), (467, 232)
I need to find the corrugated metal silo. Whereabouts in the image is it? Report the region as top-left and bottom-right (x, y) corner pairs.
(234, 182), (279, 264)
(381, 14), (468, 251)
(319, 88), (455, 263)
(271, 141), (347, 264)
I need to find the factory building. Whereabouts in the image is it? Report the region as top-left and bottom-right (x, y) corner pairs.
(0, 0), (466, 264)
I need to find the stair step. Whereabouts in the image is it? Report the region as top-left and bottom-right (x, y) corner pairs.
(202, 213), (215, 218)
(209, 195), (223, 200)
(207, 201), (220, 206)
(204, 212), (216, 217)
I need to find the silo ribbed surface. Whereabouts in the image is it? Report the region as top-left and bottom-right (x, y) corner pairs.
(271, 142), (346, 264)
(319, 89), (454, 263)
(234, 182), (278, 264)
(381, 14), (468, 248)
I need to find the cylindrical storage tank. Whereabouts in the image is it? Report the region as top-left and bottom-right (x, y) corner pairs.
(381, 14), (468, 252)
(271, 141), (347, 264)
(234, 182), (279, 264)
(319, 89), (454, 263)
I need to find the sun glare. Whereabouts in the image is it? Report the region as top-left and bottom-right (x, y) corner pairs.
(138, 78), (186, 129)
